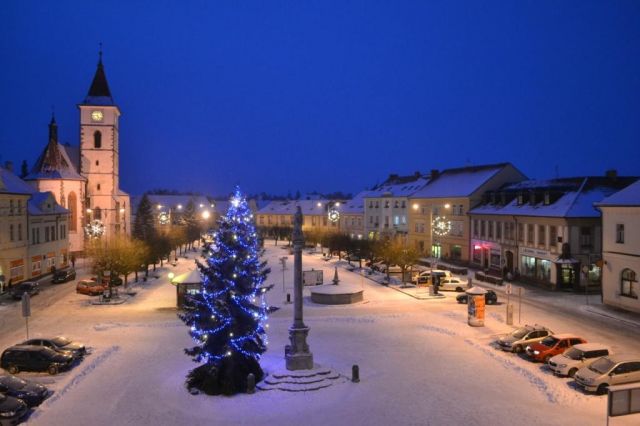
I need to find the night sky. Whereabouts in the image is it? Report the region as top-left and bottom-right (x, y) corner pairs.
(1, 1), (639, 197)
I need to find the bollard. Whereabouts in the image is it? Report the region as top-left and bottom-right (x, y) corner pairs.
(506, 303), (514, 325)
(286, 293), (291, 303)
(352, 365), (360, 383)
(247, 373), (256, 394)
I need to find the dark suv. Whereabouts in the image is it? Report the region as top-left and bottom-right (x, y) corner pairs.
(51, 268), (76, 284)
(1, 345), (74, 375)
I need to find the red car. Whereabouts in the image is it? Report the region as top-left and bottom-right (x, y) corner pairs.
(525, 334), (587, 363)
(76, 279), (108, 296)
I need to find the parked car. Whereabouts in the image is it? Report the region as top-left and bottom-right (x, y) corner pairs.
(456, 290), (498, 305)
(411, 269), (452, 285)
(548, 343), (610, 378)
(574, 354), (640, 394)
(525, 334), (587, 363)
(0, 345), (74, 375)
(0, 393), (28, 425)
(0, 375), (49, 407)
(76, 279), (107, 296)
(10, 282), (39, 300)
(21, 337), (86, 359)
(496, 324), (554, 353)
(438, 277), (468, 292)
(51, 268), (76, 284)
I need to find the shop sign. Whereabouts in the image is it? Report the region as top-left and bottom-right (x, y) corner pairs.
(521, 247), (550, 258)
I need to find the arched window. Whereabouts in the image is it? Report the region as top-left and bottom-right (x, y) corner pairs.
(94, 207), (102, 220)
(621, 269), (637, 298)
(68, 192), (77, 232)
(94, 131), (102, 148)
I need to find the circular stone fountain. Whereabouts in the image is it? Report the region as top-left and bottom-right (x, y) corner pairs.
(310, 283), (364, 305)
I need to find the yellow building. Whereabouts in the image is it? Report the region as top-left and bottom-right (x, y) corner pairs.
(257, 200), (342, 234)
(407, 163), (526, 263)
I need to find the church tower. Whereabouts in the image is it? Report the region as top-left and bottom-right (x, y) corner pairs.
(79, 51), (130, 237)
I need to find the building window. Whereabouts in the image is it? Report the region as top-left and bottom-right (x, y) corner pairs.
(473, 219), (479, 237)
(18, 223), (22, 240)
(375, 201), (379, 209)
(616, 224), (625, 244)
(527, 224), (534, 245)
(369, 201), (373, 209)
(401, 201), (406, 209)
(480, 221), (486, 238)
(496, 222), (502, 239)
(518, 223), (524, 242)
(384, 201), (389, 209)
(621, 269), (637, 298)
(68, 192), (77, 232)
(45, 226), (50, 242)
(580, 227), (592, 248)
(488, 221), (493, 239)
(394, 200), (399, 208)
(94, 130), (102, 148)
(17, 200), (22, 214)
(538, 225), (546, 247)
(9, 200), (14, 215)
(94, 207), (102, 220)
(393, 216), (400, 225)
(96, 160), (99, 166)
(549, 226), (557, 246)
(9, 224), (14, 241)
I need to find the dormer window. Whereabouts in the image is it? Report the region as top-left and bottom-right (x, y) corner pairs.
(544, 192), (550, 205)
(517, 194), (524, 205)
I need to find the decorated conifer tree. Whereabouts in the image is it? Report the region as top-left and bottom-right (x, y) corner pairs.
(179, 188), (275, 395)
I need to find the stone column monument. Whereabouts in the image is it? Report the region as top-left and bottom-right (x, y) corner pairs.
(285, 206), (314, 370)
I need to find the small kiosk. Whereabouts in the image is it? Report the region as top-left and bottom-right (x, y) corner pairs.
(170, 269), (203, 308)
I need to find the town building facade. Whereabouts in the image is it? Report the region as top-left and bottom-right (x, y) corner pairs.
(407, 163), (526, 263)
(597, 180), (640, 313)
(469, 175), (637, 291)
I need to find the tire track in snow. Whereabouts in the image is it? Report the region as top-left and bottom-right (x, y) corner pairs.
(417, 325), (560, 404)
(463, 338), (558, 403)
(32, 346), (121, 419)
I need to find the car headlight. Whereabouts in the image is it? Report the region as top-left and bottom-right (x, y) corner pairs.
(0, 411), (16, 418)
(533, 350), (540, 355)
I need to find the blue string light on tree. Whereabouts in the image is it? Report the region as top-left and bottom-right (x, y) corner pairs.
(178, 187), (277, 395)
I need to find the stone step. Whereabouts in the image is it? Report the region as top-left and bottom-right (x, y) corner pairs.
(257, 366), (348, 392)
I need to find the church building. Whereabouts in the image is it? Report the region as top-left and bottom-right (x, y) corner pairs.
(25, 54), (130, 253)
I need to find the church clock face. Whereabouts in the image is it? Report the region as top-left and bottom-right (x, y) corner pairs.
(91, 110), (104, 122)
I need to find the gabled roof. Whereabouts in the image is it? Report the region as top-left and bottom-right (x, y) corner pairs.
(596, 179), (640, 207)
(411, 163), (515, 199)
(82, 58), (115, 106)
(469, 177), (638, 218)
(25, 118), (84, 181)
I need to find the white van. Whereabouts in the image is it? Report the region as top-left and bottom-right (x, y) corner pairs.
(411, 269), (452, 285)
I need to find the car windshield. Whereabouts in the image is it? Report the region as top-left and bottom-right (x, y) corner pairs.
(52, 337), (71, 346)
(512, 328), (531, 339)
(589, 357), (615, 374)
(564, 348), (583, 360)
(0, 375), (26, 388)
(540, 336), (559, 347)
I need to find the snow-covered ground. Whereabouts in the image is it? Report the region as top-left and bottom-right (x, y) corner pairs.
(1, 241), (639, 425)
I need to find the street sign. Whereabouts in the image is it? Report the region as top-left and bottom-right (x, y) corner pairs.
(21, 293), (31, 318)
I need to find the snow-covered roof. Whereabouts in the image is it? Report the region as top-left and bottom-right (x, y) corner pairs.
(28, 192), (69, 216)
(25, 141), (85, 181)
(470, 177), (638, 218)
(258, 199), (332, 216)
(0, 166), (37, 195)
(340, 191), (369, 214)
(367, 174), (429, 198)
(596, 179), (640, 207)
(411, 163), (512, 199)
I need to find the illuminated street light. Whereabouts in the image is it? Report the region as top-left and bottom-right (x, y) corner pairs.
(202, 210), (210, 219)
(199, 204), (204, 208)
(317, 202), (322, 207)
(444, 203), (451, 209)
(86, 208), (92, 214)
(412, 203), (419, 210)
(177, 204), (183, 210)
(156, 204), (162, 210)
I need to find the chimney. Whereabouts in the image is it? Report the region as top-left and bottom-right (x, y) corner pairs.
(430, 169), (439, 179)
(4, 161), (13, 173)
(605, 169), (617, 181)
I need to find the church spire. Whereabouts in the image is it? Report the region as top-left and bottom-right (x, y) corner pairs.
(49, 111), (58, 144)
(83, 45), (114, 105)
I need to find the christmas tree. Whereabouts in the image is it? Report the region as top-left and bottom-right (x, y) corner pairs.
(179, 188), (275, 395)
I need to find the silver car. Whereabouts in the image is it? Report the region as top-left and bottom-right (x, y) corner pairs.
(548, 343), (610, 377)
(574, 354), (640, 394)
(496, 324), (553, 353)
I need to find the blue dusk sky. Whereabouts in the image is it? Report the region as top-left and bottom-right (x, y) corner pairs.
(1, 1), (639, 197)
